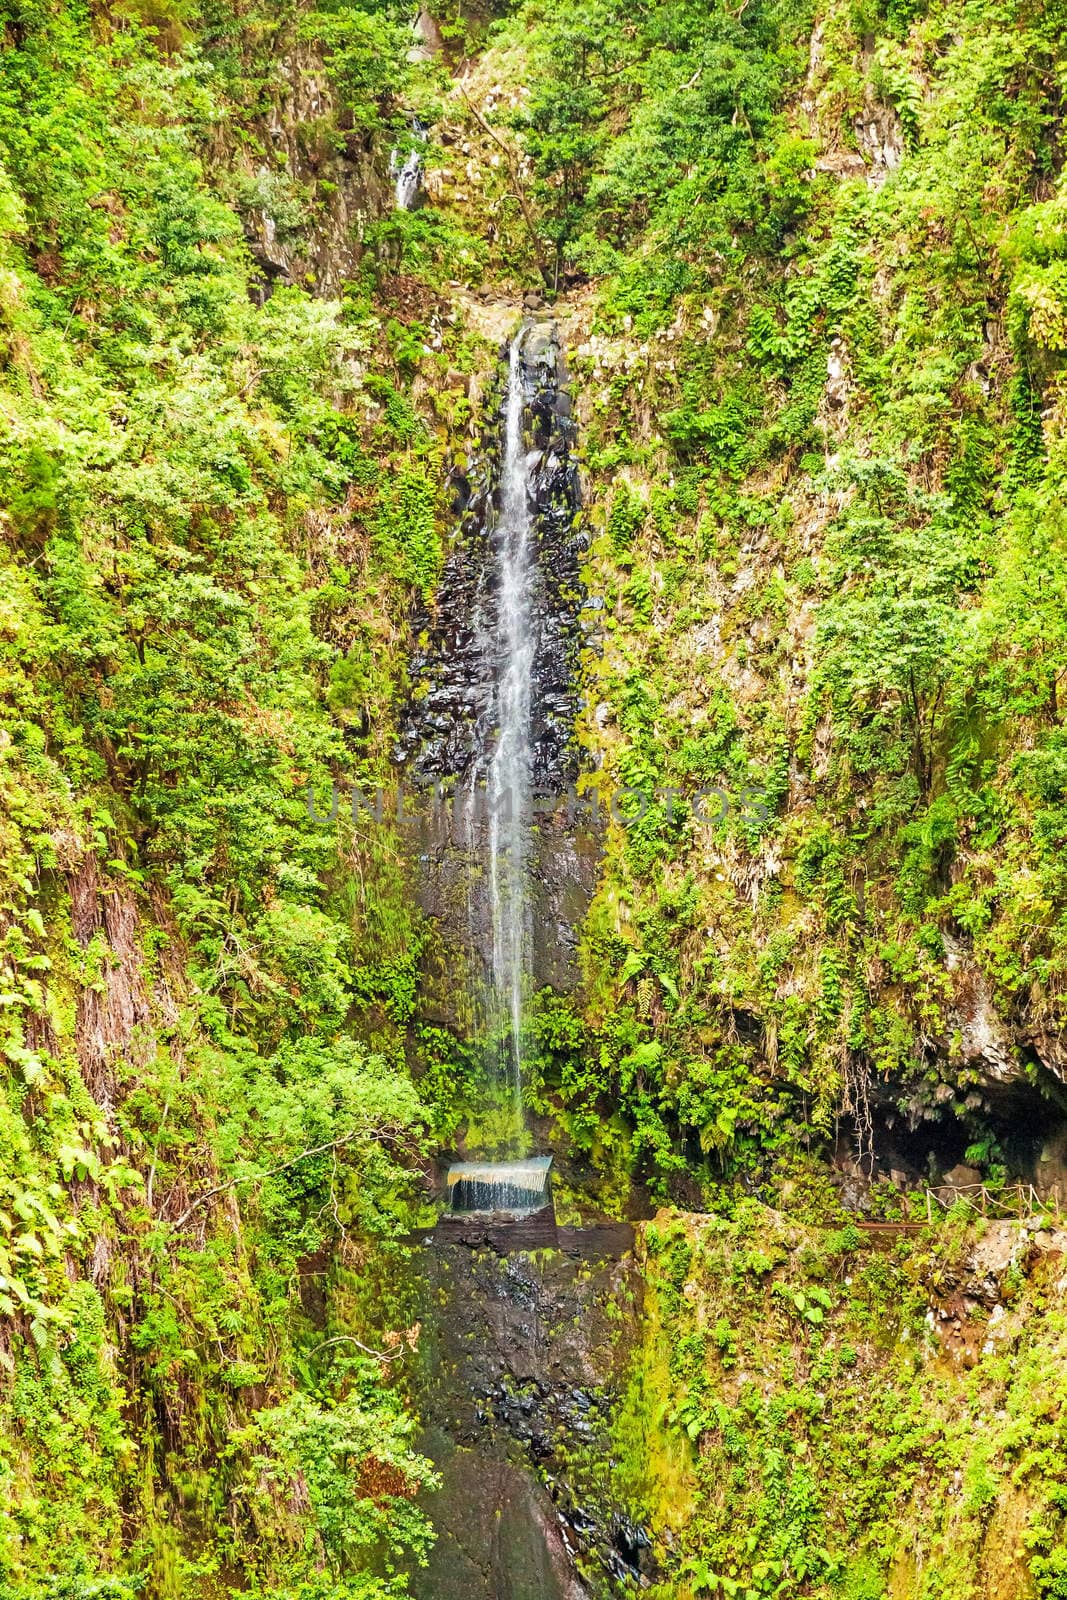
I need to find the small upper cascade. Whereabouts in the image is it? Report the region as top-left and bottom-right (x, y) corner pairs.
(390, 120), (424, 210)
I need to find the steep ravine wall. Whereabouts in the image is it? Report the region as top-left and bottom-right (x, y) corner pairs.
(6, 1), (1067, 1597)
(613, 1206), (1067, 1600)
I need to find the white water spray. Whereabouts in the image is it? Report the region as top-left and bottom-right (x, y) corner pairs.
(486, 331), (536, 1139)
(390, 121), (424, 210)
(392, 147), (422, 210)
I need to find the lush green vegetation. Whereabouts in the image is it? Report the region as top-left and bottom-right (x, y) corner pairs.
(4, 0), (1067, 1593)
(620, 1202), (1067, 1600)
(475, 0), (1067, 1204)
(0, 0), (454, 1592)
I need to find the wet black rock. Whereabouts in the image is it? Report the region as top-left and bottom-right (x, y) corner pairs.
(449, 470), (472, 514)
(410, 1239), (656, 1598)
(397, 318), (585, 792)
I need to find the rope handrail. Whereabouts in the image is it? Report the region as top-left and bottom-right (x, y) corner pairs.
(913, 1180), (1061, 1224)
(849, 1182), (1061, 1231)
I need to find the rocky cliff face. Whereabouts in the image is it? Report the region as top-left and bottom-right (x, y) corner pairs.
(619, 1205), (1067, 1598)
(409, 1231), (651, 1600)
(397, 316), (595, 1009)
(222, 41), (390, 298)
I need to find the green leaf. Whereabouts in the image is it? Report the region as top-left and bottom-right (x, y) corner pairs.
(618, 949), (647, 984)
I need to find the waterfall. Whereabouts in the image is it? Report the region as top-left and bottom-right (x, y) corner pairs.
(486, 332), (536, 1141)
(392, 148), (422, 210)
(445, 1156), (552, 1215)
(390, 121), (424, 210)
(397, 317), (585, 1157)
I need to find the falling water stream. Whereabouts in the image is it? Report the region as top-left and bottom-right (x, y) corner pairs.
(397, 317), (588, 1156)
(391, 119), (425, 210)
(486, 333), (536, 1144)
(392, 147), (422, 209)
(396, 320), (649, 1599)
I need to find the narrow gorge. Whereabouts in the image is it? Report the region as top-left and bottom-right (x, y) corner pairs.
(398, 318), (644, 1599)
(5, 2), (1067, 1599)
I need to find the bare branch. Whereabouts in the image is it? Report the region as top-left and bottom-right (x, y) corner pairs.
(456, 85), (550, 282)
(311, 1333), (406, 1364)
(171, 1121), (412, 1230)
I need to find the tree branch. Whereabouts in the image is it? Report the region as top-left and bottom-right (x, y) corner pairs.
(311, 1333), (407, 1364)
(456, 85), (550, 283)
(171, 1123), (410, 1230)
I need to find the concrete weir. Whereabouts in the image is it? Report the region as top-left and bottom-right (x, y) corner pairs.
(445, 1155), (553, 1216)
